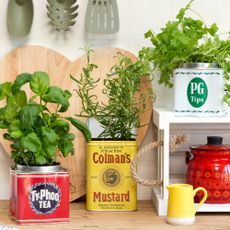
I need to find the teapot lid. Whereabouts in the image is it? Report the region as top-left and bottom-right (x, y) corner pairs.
(190, 136), (230, 152)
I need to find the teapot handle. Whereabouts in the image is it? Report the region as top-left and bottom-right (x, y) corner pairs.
(185, 151), (193, 164)
(193, 187), (208, 214)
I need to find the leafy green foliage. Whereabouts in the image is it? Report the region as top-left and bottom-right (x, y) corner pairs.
(42, 86), (71, 112)
(66, 117), (92, 142)
(0, 71), (91, 166)
(139, 0), (230, 99)
(12, 73), (31, 94)
(0, 82), (12, 99)
(71, 48), (154, 140)
(30, 71), (49, 96)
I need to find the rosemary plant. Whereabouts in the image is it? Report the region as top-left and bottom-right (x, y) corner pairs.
(71, 48), (154, 140)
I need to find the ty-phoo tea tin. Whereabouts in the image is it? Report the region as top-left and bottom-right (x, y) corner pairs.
(10, 164), (69, 224)
(86, 140), (137, 211)
(173, 63), (224, 117)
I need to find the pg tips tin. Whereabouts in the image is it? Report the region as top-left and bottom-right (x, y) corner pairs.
(10, 165), (69, 224)
(173, 63), (225, 117)
(86, 140), (137, 211)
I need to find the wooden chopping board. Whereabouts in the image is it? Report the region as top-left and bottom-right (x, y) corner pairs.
(0, 46), (153, 201)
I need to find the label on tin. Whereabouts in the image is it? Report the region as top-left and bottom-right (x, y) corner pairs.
(29, 182), (61, 214)
(87, 141), (137, 211)
(174, 68), (224, 117)
(10, 170), (69, 224)
(187, 77), (208, 108)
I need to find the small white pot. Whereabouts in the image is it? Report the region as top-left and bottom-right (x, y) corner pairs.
(173, 63), (225, 117)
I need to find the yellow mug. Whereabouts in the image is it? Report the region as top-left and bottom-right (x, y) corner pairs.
(166, 184), (207, 225)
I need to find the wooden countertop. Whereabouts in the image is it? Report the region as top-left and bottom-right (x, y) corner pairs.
(0, 201), (230, 230)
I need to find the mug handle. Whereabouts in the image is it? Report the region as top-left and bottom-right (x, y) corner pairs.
(193, 187), (208, 213)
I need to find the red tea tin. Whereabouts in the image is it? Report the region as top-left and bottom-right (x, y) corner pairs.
(10, 165), (69, 224)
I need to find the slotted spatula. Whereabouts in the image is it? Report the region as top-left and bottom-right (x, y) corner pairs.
(47, 0), (79, 31)
(85, 0), (119, 34)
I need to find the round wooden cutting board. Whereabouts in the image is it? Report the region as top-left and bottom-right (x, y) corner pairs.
(0, 46), (153, 201)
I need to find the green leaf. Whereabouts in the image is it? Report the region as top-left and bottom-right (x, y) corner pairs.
(12, 73), (31, 94)
(51, 119), (70, 129)
(5, 96), (18, 121)
(10, 130), (24, 139)
(223, 62), (230, 73)
(0, 107), (4, 118)
(176, 0), (194, 20)
(30, 71), (50, 96)
(0, 122), (8, 129)
(144, 30), (153, 39)
(9, 121), (23, 138)
(60, 90), (72, 112)
(21, 132), (42, 152)
(208, 23), (218, 36)
(10, 140), (20, 150)
(35, 154), (47, 165)
(58, 139), (74, 157)
(0, 82), (12, 100)
(20, 104), (41, 130)
(42, 86), (70, 112)
(66, 117), (91, 142)
(63, 133), (75, 141)
(45, 145), (56, 158)
(9, 119), (21, 131)
(64, 90), (72, 100)
(59, 90), (72, 112)
(51, 119), (70, 136)
(14, 90), (27, 108)
(41, 126), (58, 144)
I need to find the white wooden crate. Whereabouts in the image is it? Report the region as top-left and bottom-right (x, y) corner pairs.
(152, 107), (230, 216)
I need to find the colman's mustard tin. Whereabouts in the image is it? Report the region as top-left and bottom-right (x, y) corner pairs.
(86, 140), (137, 211)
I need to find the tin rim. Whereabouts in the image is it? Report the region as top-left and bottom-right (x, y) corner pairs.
(181, 63), (220, 69)
(87, 140), (137, 146)
(15, 164), (62, 172)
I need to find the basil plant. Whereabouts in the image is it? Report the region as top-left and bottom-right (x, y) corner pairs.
(0, 71), (91, 166)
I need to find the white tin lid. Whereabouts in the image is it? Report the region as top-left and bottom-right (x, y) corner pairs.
(182, 63), (220, 69)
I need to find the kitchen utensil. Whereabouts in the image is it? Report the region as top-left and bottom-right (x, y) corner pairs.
(7, 0), (34, 37)
(186, 136), (230, 204)
(47, 0), (79, 31)
(85, 0), (119, 34)
(167, 184), (207, 225)
(0, 46), (153, 201)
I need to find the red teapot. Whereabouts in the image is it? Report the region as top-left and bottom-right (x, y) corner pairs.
(186, 136), (230, 204)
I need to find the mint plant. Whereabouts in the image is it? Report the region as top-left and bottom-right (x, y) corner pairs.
(139, 0), (230, 104)
(71, 48), (154, 140)
(0, 71), (91, 166)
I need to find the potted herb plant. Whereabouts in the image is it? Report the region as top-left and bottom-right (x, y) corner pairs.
(0, 71), (91, 224)
(71, 48), (154, 211)
(139, 0), (230, 116)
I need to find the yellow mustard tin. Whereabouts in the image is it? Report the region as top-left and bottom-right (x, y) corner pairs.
(86, 140), (137, 211)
